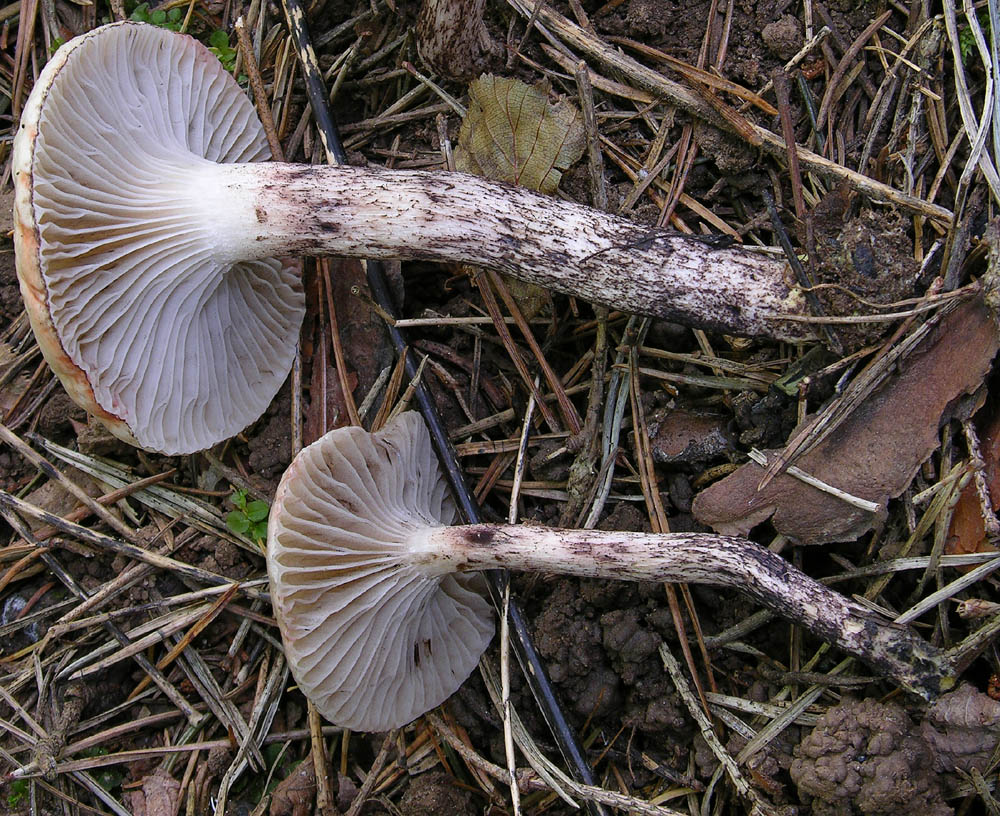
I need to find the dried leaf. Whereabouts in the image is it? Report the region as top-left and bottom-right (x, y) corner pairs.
(129, 770), (180, 816)
(693, 297), (1000, 544)
(270, 758), (317, 816)
(328, 258), (394, 403)
(303, 356), (357, 446)
(946, 402), (1000, 559)
(456, 75), (585, 195)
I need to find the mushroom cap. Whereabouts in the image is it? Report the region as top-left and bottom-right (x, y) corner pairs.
(12, 23), (305, 454)
(267, 412), (494, 732)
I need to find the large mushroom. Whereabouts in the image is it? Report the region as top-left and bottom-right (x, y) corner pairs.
(267, 412), (954, 733)
(15, 23), (813, 455)
(14, 23), (304, 454)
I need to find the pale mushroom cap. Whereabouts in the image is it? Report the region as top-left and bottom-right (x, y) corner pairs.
(12, 23), (305, 454)
(267, 412), (494, 732)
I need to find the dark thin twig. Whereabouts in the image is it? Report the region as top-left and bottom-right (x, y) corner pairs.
(278, 2), (604, 810)
(771, 69), (806, 224)
(762, 190), (842, 354)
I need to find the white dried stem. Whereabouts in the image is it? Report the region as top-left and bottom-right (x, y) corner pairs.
(417, 523), (955, 698)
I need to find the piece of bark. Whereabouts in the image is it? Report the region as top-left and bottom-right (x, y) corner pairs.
(329, 258), (394, 404)
(693, 296), (1000, 544)
(648, 408), (734, 465)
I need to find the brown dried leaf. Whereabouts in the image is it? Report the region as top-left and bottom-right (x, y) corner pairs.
(946, 401), (1000, 559)
(304, 355), (357, 446)
(693, 297), (1000, 544)
(456, 75), (585, 195)
(129, 770), (180, 816)
(328, 258), (394, 404)
(270, 758), (317, 816)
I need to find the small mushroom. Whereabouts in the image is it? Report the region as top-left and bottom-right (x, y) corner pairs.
(268, 412), (955, 732)
(16, 23), (813, 454)
(267, 413), (493, 731)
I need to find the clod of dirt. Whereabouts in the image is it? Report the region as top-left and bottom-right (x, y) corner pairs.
(74, 415), (133, 457)
(23, 466), (102, 531)
(597, 502), (650, 533)
(529, 437), (571, 482)
(762, 15), (804, 60)
(199, 538), (248, 580)
(694, 122), (756, 176)
(601, 608), (660, 667)
(811, 210), (921, 351)
(397, 771), (476, 816)
(0, 189), (13, 236)
(694, 297), (1000, 544)
(789, 697), (950, 816)
(728, 729), (800, 805)
(624, 0), (670, 38)
(532, 580), (623, 720)
(248, 391), (293, 485)
(920, 683), (1000, 792)
(0, 271), (21, 328)
(36, 391), (87, 441)
(732, 390), (796, 449)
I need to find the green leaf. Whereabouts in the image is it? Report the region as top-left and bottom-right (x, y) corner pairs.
(230, 489), (247, 511)
(130, 3), (150, 21)
(209, 29), (229, 49)
(252, 520), (268, 542)
(167, 7), (182, 21)
(246, 500), (269, 522)
(150, 9), (166, 24)
(455, 75), (585, 195)
(7, 779), (27, 806)
(227, 510), (251, 535)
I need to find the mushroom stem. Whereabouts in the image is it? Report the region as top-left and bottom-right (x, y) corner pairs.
(414, 523), (953, 699)
(416, 0), (501, 79)
(199, 162), (810, 341)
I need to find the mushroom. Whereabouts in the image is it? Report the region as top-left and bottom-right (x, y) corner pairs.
(16, 23), (814, 455)
(13, 23), (304, 454)
(267, 412), (954, 732)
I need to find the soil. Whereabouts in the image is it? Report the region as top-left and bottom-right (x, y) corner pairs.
(1, 1), (998, 815)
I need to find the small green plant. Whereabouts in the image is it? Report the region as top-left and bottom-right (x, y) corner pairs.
(129, 3), (184, 31)
(7, 778), (27, 807)
(207, 29), (238, 74)
(79, 748), (123, 793)
(227, 489), (269, 544)
(960, 11), (990, 63)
